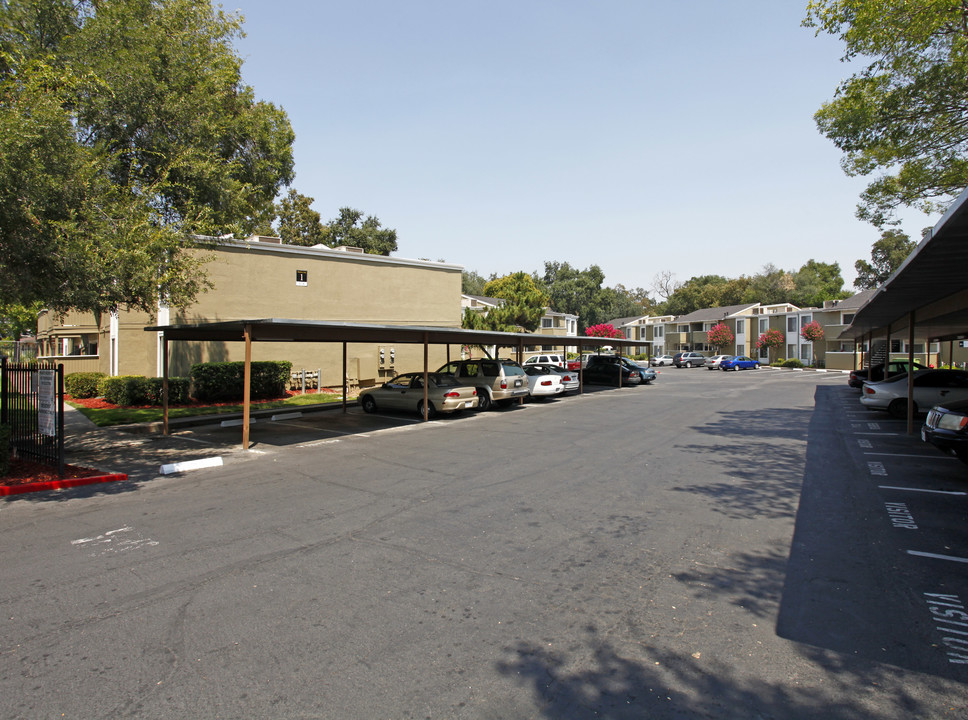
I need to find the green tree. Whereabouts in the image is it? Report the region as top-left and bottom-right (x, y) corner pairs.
(321, 207), (398, 255)
(854, 230), (917, 289)
(461, 270), (490, 296)
(805, 0), (968, 226)
(275, 189), (324, 246)
(792, 259), (849, 307)
(742, 265), (796, 306)
(664, 275), (734, 316)
(481, 272), (550, 332)
(0, 301), (43, 339)
(0, 0), (295, 318)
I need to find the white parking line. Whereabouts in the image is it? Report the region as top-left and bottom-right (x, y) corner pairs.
(908, 550), (968, 564)
(879, 485), (967, 496)
(864, 452), (956, 460)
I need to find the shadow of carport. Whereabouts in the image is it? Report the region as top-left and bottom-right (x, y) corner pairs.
(145, 319), (641, 448)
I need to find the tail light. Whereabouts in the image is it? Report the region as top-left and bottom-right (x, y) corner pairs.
(864, 386), (876, 395)
(540, 380), (552, 386)
(472, 389), (477, 396)
(443, 391), (460, 398)
(500, 380), (507, 389)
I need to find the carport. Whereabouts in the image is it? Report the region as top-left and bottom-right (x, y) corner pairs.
(145, 319), (641, 448)
(841, 185), (968, 433)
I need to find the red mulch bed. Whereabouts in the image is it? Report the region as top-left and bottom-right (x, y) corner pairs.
(2, 456), (104, 488)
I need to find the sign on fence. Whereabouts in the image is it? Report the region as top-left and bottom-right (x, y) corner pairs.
(38, 369), (56, 436)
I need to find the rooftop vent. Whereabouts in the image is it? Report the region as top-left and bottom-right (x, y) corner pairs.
(248, 235), (283, 244)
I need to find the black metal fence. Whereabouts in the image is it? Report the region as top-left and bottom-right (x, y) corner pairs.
(0, 358), (64, 474)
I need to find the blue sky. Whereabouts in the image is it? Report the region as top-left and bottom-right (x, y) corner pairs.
(228, 1), (937, 294)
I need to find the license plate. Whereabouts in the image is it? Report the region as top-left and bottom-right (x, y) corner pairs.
(464, 401), (473, 409)
(514, 379), (523, 387)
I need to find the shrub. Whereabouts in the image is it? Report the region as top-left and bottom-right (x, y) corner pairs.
(98, 375), (151, 406)
(0, 423), (10, 477)
(65, 372), (107, 398)
(144, 377), (190, 405)
(191, 361), (292, 402)
(780, 358), (805, 368)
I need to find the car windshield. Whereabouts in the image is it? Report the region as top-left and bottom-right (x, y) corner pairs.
(501, 363), (525, 376)
(430, 374), (460, 387)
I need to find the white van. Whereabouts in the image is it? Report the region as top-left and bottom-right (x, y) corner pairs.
(523, 354), (565, 368)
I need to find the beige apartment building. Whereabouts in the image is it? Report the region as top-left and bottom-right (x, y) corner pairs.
(37, 236), (463, 388)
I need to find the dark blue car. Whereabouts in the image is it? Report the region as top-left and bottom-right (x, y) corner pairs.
(720, 356), (760, 371)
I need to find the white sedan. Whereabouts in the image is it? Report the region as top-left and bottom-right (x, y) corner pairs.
(652, 355), (675, 366)
(523, 365), (564, 398)
(860, 369), (968, 417)
(704, 355), (733, 370)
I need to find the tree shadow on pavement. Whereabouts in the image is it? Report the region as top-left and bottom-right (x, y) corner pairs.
(495, 626), (943, 719)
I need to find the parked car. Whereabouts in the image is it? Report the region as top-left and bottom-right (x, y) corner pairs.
(652, 355), (675, 367)
(581, 355), (642, 386)
(720, 356), (759, 371)
(529, 363), (580, 393)
(848, 361), (929, 389)
(705, 355), (733, 370)
(436, 358), (529, 411)
(523, 353), (565, 368)
(523, 365), (564, 398)
(922, 398), (968, 464)
(675, 352), (707, 368)
(860, 369), (968, 418)
(624, 359), (657, 385)
(358, 372), (478, 417)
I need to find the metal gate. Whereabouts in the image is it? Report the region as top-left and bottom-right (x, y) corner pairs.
(0, 357), (64, 474)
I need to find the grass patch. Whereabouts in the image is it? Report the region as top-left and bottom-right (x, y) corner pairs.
(68, 392), (345, 427)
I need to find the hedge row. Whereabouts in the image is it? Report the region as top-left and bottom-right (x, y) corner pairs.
(65, 360), (291, 407)
(191, 361), (292, 402)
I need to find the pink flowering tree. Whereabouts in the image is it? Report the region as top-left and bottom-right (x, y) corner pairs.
(706, 323), (734, 352)
(584, 323), (625, 339)
(800, 321), (824, 343)
(755, 328), (785, 364)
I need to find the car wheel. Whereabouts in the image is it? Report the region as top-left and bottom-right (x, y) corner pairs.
(418, 400), (437, 419)
(361, 395), (377, 413)
(888, 399), (908, 418)
(476, 389), (491, 411)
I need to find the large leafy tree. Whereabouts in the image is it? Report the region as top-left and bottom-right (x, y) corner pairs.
(805, 0), (968, 226)
(480, 272), (549, 332)
(854, 229), (917, 289)
(322, 207), (398, 255)
(791, 259), (850, 308)
(275, 189), (324, 246)
(0, 0), (295, 318)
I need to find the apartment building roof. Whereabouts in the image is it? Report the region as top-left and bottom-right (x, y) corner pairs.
(673, 303), (759, 323)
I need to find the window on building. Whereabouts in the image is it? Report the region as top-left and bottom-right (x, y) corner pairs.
(759, 319), (768, 333)
(787, 344), (796, 358)
(842, 313), (855, 325)
(787, 317), (797, 332)
(891, 339), (902, 353)
(800, 344), (811, 361)
(736, 320), (744, 334)
(296, 270), (308, 286)
(678, 324), (689, 333)
(541, 318), (553, 329)
(800, 314), (812, 327)
(654, 326), (664, 338)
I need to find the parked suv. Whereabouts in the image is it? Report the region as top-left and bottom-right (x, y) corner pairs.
(675, 352), (707, 368)
(523, 354), (565, 368)
(436, 359), (530, 411)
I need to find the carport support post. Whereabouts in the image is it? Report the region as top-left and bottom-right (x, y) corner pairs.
(885, 323), (892, 366)
(162, 333), (169, 436)
(907, 311), (916, 435)
(243, 323), (252, 450)
(518, 339), (525, 404)
(422, 333), (429, 421)
(342, 342), (348, 414)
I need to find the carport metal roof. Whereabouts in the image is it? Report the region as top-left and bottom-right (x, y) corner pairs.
(146, 319), (642, 448)
(145, 318), (641, 350)
(840, 185), (968, 343)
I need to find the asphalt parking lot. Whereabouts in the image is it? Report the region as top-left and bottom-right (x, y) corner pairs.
(3, 367), (967, 719)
